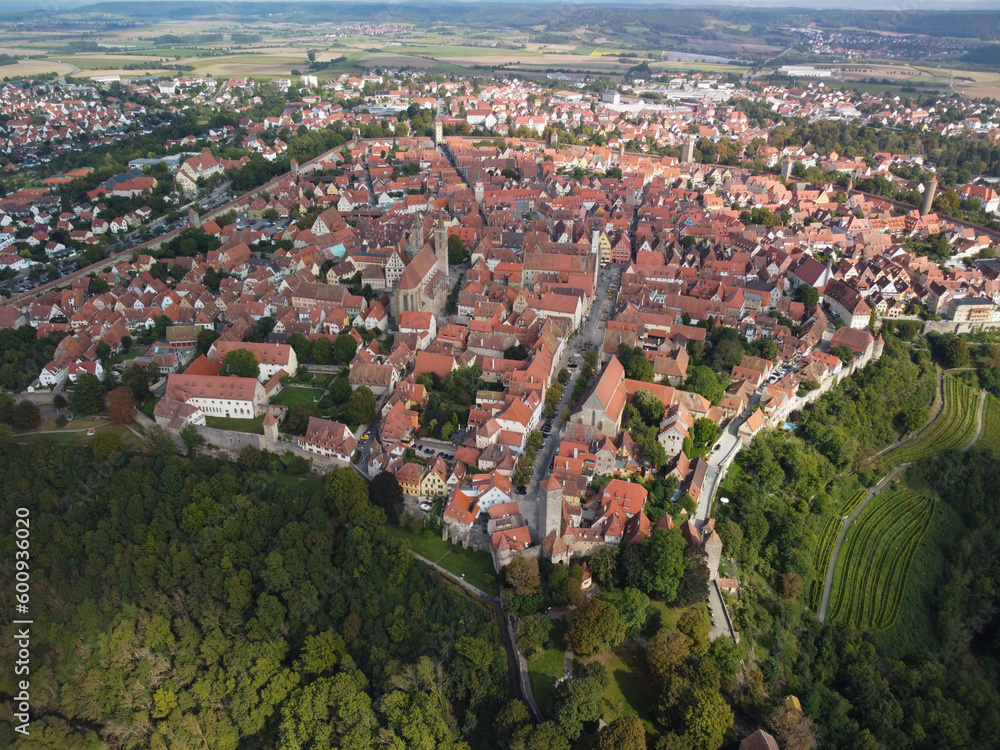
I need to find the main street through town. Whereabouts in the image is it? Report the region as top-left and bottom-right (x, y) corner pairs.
(522, 264), (622, 541)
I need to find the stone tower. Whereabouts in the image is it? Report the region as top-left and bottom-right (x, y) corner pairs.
(781, 158), (794, 180)
(410, 214), (424, 252)
(474, 181), (484, 203)
(921, 177), (938, 216)
(435, 219), (448, 279)
(434, 118), (443, 145)
(681, 138), (696, 164)
(188, 208), (201, 229)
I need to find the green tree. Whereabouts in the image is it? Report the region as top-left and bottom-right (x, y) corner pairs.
(284, 403), (318, 435)
(516, 614), (552, 656)
(495, 700), (533, 744)
(684, 689), (732, 750)
(221, 348), (260, 379)
(504, 556), (541, 596)
(238, 444), (264, 470)
(197, 327), (220, 355)
(71, 374), (106, 415)
(683, 366), (726, 405)
(344, 386), (376, 427)
(641, 528), (687, 601)
(600, 714), (646, 750)
(707, 638), (743, 677)
(504, 343), (529, 360)
(693, 418), (722, 450)
(632, 388), (667, 426)
(599, 587), (650, 634)
(330, 376), (352, 405)
(325, 466), (371, 521)
(566, 598), (627, 656)
(554, 675), (604, 740)
(312, 336), (334, 365)
(370, 470), (404, 523)
(646, 627), (692, 681)
(793, 284), (819, 308)
(941, 336), (970, 368)
(511, 721), (571, 750)
(180, 423), (203, 453)
(96, 340), (111, 362)
(9, 400), (41, 430)
(677, 608), (711, 657)
(91, 429), (123, 460)
(335, 333), (359, 362)
(830, 344), (855, 363)
(448, 233), (468, 264)
(709, 338), (744, 373)
(287, 332), (313, 363)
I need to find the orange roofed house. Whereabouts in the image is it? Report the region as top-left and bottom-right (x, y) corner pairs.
(296, 417), (357, 461)
(154, 373), (266, 429)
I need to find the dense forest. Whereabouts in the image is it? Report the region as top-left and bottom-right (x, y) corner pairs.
(713, 333), (1000, 748)
(0, 431), (508, 749)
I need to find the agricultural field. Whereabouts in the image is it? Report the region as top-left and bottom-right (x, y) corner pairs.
(807, 488), (868, 611)
(974, 395), (1000, 455)
(885, 377), (980, 466)
(828, 489), (935, 631)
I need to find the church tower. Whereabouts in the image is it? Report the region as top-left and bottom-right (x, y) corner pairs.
(410, 214), (424, 252)
(435, 220), (449, 280)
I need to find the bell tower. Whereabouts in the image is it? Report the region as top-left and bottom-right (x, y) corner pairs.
(435, 219), (449, 280)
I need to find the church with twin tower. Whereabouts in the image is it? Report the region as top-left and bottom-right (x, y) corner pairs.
(391, 215), (451, 322)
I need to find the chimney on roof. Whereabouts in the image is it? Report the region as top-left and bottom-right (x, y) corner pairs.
(920, 177), (937, 216)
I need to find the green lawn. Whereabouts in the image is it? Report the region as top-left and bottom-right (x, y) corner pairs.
(716, 460), (744, 500)
(387, 525), (500, 596)
(527, 619), (568, 716)
(270, 386), (322, 406)
(205, 415), (265, 434)
(580, 639), (660, 735)
(139, 396), (160, 419)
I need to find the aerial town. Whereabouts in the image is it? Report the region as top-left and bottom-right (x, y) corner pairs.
(3, 14), (1000, 750)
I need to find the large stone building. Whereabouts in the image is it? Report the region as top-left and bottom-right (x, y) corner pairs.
(392, 219), (450, 321)
(208, 341), (298, 382)
(572, 355), (627, 436)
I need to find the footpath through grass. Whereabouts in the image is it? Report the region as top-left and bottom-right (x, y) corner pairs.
(387, 525), (500, 596)
(527, 619), (567, 717)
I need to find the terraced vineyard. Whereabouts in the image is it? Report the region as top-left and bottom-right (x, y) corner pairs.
(975, 395), (1000, 455)
(886, 377), (980, 465)
(808, 488), (868, 610)
(828, 490), (934, 630)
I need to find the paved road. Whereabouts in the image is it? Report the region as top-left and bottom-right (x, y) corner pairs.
(522, 265), (622, 540)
